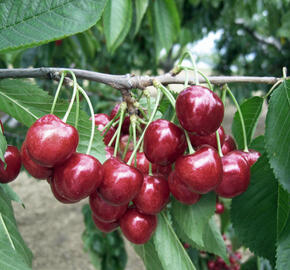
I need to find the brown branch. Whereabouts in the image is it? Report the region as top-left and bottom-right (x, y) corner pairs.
(0, 67), (281, 90)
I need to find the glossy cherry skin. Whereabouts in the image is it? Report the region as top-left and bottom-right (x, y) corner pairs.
(189, 126), (225, 150)
(119, 135), (135, 154)
(0, 145), (21, 183)
(92, 215), (119, 233)
(176, 85), (224, 135)
(215, 202), (225, 214)
(120, 207), (157, 244)
(89, 192), (128, 223)
(54, 153), (103, 201)
(93, 113), (116, 146)
(133, 174), (169, 215)
(175, 146), (223, 194)
(168, 171), (201, 205)
(0, 120), (3, 133)
(110, 104), (130, 134)
(21, 141), (52, 180)
(143, 119), (187, 166)
(241, 149), (261, 167)
(25, 114), (79, 167)
(99, 158), (143, 206)
(221, 135), (237, 155)
(215, 150), (251, 198)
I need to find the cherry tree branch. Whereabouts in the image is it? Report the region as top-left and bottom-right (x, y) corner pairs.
(0, 67), (281, 90)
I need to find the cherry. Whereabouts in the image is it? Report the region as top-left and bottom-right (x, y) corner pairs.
(21, 141), (52, 180)
(99, 157), (143, 205)
(175, 146), (223, 194)
(54, 153), (103, 201)
(110, 104), (130, 134)
(241, 149), (261, 166)
(89, 192), (128, 223)
(215, 202), (225, 214)
(0, 120), (3, 133)
(189, 126), (225, 150)
(176, 85), (224, 135)
(25, 114), (79, 167)
(215, 150), (250, 198)
(119, 134), (135, 154)
(92, 215), (119, 233)
(0, 145), (21, 183)
(207, 260), (216, 270)
(120, 207), (157, 244)
(168, 171), (201, 205)
(143, 119), (186, 166)
(55, 39), (63, 46)
(221, 135), (237, 155)
(93, 113), (116, 146)
(105, 146), (115, 159)
(133, 174), (169, 215)
(183, 243), (190, 249)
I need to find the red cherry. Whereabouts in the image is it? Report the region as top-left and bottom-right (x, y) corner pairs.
(168, 171), (201, 205)
(55, 39), (63, 46)
(92, 215), (119, 233)
(215, 202), (225, 214)
(93, 113), (116, 146)
(120, 207), (157, 244)
(221, 135), (237, 155)
(176, 85), (224, 135)
(189, 126), (225, 150)
(89, 192), (128, 223)
(241, 149), (261, 166)
(133, 174), (169, 215)
(207, 260), (216, 270)
(175, 146), (223, 194)
(144, 119), (186, 166)
(99, 158), (143, 205)
(54, 153), (103, 201)
(0, 120), (3, 133)
(25, 114), (79, 167)
(215, 151), (251, 198)
(105, 146), (121, 160)
(110, 104), (130, 134)
(216, 257), (226, 268)
(183, 243), (190, 249)
(119, 134), (135, 154)
(21, 141), (52, 180)
(0, 145), (21, 183)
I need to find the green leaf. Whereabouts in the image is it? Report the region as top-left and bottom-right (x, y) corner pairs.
(103, 0), (132, 52)
(232, 96), (264, 149)
(153, 212), (196, 270)
(0, 0), (107, 53)
(241, 256), (258, 270)
(265, 80), (290, 193)
(249, 135), (265, 155)
(0, 129), (7, 162)
(0, 187), (33, 269)
(231, 155), (278, 266)
(152, 0), (180, 56)
(0, 184), (23, 206)
(134, 0), (149, 35)
(277, 186), (290, 237)
(0, 79), (106, 163)
(171, 192), (216, 247)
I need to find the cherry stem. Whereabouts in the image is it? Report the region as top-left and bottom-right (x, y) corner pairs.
(184, 68), (189, 89)
(178, 50), (200, 85)
(74, 87), (80, 129)
(132, 119), (137, 167)
(184, 130), (195, 154)
(216, 130), (223, 157)
(108, 130), (118, 147)
(121, 127), (133, 160)
(136, 105), (149, 121)
(127, 86), (162, 165)
(144, 89), (152, 118)
(77, 86), (95, 155)
(50, 72), (65, 114)
(226, 85), (249, 152)
(263, 79), (283, 99)
(101, 109), (121, 137)
(113, 102), (126, 157)
(157, 83), (176, 109)
(149, 162), (152, 176)
(221, 86), (227, 105)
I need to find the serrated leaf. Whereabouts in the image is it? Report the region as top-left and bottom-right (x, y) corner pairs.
(232, 96), (264, 150)
(249, 135), (265, 155)
(277, 186), (290, 237)
(265, 80), (290, 193)
(134, 0), (149, 35)
(0, 130), (7, 162)
(153, 212), (196, 270)
(231, 155), (277, 266)
(0, 0), (107, 53)
(103, 0), (132, 52)
(171, 192), (216, 247)
(0, 79), (106, 163)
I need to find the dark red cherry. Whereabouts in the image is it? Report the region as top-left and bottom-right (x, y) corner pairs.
(168, 171), (201, 205)
(0, 145), (21, 183)
(175, 146), (223, 194)
(176, 85), (224, 135)
(241, 149), (261, 166)
(221, 135), (237, 155)
(189, 126), (225, 150)
(99, 158), (143, 205)
(54, 153), (103, 201)
(105, 146), (121, 159)
(133, 174), (169, 215)
(183, 243), (190, 249)
(207, 260), (216, 270)
(120, 207), (157, 244)
(25, 114), (79, 167)
(119, 134), (135, 154)
(92, 215), (119, 233)
(215, 202), (225, 214)
(0, 120), (3, 133)
(21, 141), (52, 180)
(110, 104), (130, 134)
(215, 150), (250, 198)
(143, 119), (187, 166)
(93, 113), (116, 146)
(89, 192), (128, 223)
(55, 39), (63, 46)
